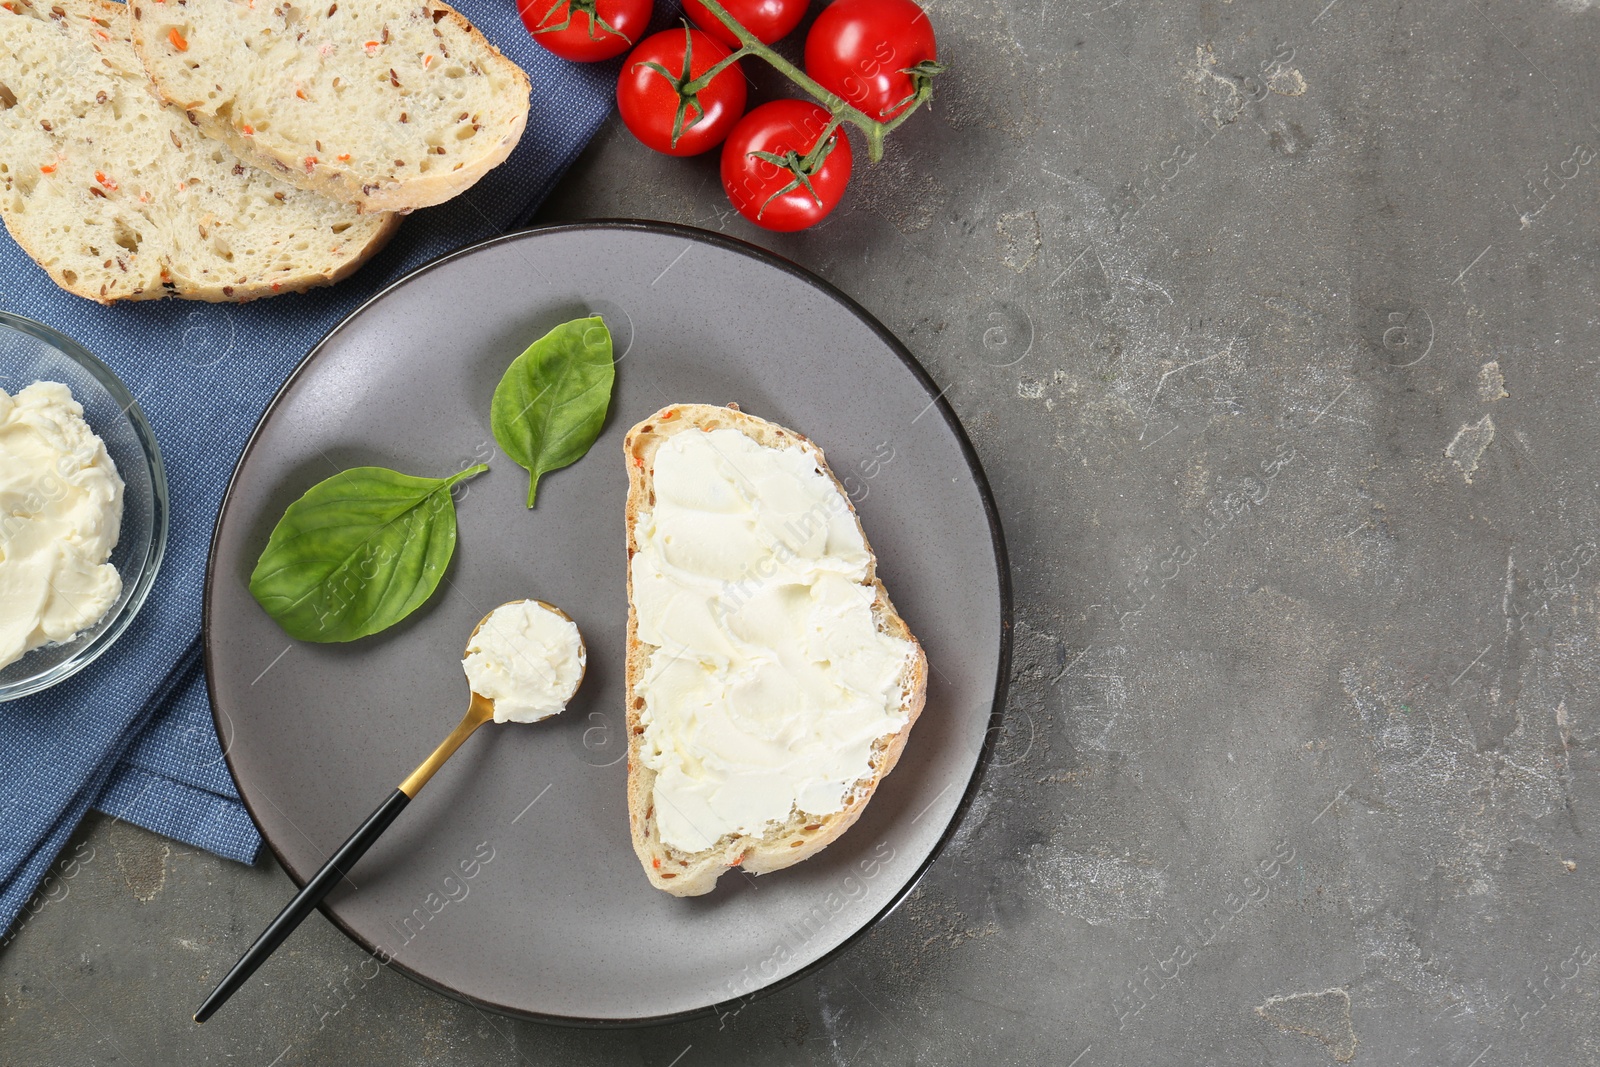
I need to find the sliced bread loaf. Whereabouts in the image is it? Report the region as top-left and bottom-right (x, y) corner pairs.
(128, 0), (531, 213)
(0, 0), (397, 303)
(623, 403), (929, 897)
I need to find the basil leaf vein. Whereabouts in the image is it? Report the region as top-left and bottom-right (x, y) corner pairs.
(249, 464), (487, 643)
(491, 316), (615, 507)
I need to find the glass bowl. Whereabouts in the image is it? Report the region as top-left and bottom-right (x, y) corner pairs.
(0, 311), (168, 701)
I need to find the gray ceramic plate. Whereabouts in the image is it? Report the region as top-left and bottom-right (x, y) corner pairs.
(205, 221), (1009, 1024)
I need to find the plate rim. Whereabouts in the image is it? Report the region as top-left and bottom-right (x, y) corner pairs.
(202, 218), (1013, 1028)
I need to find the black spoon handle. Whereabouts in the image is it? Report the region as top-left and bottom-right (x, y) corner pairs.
(193, 788), (410, 1023)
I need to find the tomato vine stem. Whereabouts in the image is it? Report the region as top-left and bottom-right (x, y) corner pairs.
(637, 24), (713, 149)
(680, 0), (938, 163)
(799, 113), (845, 170)
(533, 0), (629, 42)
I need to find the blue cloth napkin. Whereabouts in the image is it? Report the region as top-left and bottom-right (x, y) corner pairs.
(0, 0), (623, 937)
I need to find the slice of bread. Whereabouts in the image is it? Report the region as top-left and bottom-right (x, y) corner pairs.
(623, 403), (929, 897)
(128, 0), (531, 213)
(0, 0), (397, 303)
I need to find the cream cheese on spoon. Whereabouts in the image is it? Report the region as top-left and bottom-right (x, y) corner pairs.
(461, 600), (585, 723)
(0, 381), (124, 671)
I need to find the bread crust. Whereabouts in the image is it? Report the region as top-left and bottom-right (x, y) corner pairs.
(623, 403), (929, 897)
(0, 0), (398, 303)
(127, 0), (531, 213)
(163, 210), (400, 301)
(2, 210), (399, 304)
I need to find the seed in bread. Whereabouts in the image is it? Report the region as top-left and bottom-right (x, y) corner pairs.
(0, 0), (397, 303)
(623, 403), (929, 897)
(128, 0), (531, 213)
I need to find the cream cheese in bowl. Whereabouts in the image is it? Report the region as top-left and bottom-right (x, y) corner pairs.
(0, 381), (126, 670)
(0, 311), (166, 702)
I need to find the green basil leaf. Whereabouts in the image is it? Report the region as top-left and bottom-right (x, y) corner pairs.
(491, 316), (615, 507)
(249, 464), (488, 643)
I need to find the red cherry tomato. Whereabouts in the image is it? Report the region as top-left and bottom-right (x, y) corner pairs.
(684, 0), (807, 48)
(618, 27), (748, 156)
(520, 0), (652, 62)
(720, 100), (853, 231)
(804, 0), (937, 121)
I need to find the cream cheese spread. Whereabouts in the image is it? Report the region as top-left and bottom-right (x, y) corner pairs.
(631, 428), (916, 853)
(0, 381), (124, 671)
(462, 600), (585, 723)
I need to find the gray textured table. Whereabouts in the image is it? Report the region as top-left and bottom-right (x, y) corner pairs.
(5, 0), (1599, 1062)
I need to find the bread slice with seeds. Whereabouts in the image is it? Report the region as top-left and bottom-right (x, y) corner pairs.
(0, 0), (396, 303)
(129, 0), (530, 213)
(623, 403), (929, 897)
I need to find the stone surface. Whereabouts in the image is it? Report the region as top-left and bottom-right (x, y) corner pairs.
(1256, 988), (1359, 1062)
(5, 0), (1600, 1062)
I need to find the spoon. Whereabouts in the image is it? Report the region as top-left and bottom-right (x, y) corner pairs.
(194, 600), (584, 1023)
